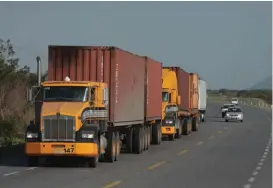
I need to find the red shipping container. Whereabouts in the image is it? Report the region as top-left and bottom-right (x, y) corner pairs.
(144, 57), (162, 121)
(48, 46), (146, 126)
(163, 67), (190, 111)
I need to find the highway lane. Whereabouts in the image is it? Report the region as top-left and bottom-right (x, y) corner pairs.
(0, 102), (271, 188)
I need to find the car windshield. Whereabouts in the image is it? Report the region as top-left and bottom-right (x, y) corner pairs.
(228, 108), (241, 112)
(43, 86), (89, 102)
(223, 104), (234, 108)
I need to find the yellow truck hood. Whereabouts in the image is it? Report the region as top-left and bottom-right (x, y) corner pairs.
(42, 102), (86, 116)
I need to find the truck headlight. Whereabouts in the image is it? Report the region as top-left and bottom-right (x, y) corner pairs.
(26, 132), (38, 139)
(81, 132), (94, 139)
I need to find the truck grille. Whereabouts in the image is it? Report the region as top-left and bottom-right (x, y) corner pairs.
(42, 115), (75, 141)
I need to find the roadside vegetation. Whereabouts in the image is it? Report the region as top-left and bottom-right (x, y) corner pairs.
(208, 89), (272, 105)
(0, 38), (47, 147)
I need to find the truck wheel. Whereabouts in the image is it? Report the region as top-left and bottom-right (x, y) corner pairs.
(88, 157), (98, 168)
(192, 117), (198, 132)
(151, 123), (160, 145)
(126, 128), (133, 153)
(182, 118), (189, 135)
(133, 127), (142, 154)
(143, 127), (147, 151)
(158, 123), (162, 144)
(105, 131), (116, 162)
(175, 123), (182, 139)
(141, 127), (145, 152)
(115, 132), (120, 161)
(168, 134), (175, 141)
(147, 126), (151, 147)
(27, 156), (39, 167)
(145, 126), (149, 150)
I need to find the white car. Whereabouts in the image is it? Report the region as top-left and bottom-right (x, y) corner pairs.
(225, 107), (244, 122)
(231, 98), (239, 105)
(221, 104), (235, 118)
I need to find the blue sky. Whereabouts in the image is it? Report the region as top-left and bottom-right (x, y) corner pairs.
(0, 1), (271, 89)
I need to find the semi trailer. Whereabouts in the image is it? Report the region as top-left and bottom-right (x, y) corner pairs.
(198, 79), (207, 122)
(25, 46), (162, 167)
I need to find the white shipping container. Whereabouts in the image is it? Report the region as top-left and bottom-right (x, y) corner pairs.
(198, 79), (207, 111)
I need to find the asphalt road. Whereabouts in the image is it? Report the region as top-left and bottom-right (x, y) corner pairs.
(0, 102), (271, 188)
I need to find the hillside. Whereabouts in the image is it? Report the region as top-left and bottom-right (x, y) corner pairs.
(250, 76), (272, 90)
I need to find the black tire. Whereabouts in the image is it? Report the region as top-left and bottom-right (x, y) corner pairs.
(105, 131), (116, 162)
(225, 120), (228, 122)
(147, 126), (151, 147)
(175, 123), (182, 139)
(27, 156), (39, 167)
(152, 123), (160, 145)
(192, 117), (198, 132)
(115, 132), (120, 161)
(182, 118), (189, 135)
(133, 127), (142, 154)
(143, 126), (148, 151)
(145, 126), (149, 150)
(222, 112), (225, 118)
(241, 120), (243, 123)
(88, 157), (98, 168)
(126, 128), (133, 153)
(168, 134), (175, 141)
(158, 123), (162, 144)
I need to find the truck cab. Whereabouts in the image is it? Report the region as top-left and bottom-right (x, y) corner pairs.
(161, 69), (181, 140)
(25, 74), (109, 168)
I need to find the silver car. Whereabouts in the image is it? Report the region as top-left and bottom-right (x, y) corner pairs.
(225, 107), (244, 122)
(221, 104), (236, 118)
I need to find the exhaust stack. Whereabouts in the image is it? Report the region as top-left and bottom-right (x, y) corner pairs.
(36, 56), (41, 86)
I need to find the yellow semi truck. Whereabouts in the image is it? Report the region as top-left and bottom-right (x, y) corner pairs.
(161, 67), (200, 141)
(25, 46), (163, 167)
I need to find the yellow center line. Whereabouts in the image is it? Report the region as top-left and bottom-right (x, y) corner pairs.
(177, 149), (189, 156)
(147, 161), (166, 170)
(196, 141), (204, 146)
(218, 130), (223, 134)
(208, 135), (215, 140)
(103, 181), (122, 188)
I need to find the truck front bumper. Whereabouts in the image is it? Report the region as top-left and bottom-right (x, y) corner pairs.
(25, 142), (98, 157)
(161, 126), (175, 135)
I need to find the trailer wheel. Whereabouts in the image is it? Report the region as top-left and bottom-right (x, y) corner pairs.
(133, 127), (142, 154)
(105, 131), (116, 162)
(140, 127), (145, 152)
(144, 126), (149, 150)
(151, 123), (160, 145)
(175, 122), (182, 139)
(126, 128), (133, 153)
(115, 132), (120, 161)
(192, 117), (199, 132)
(27, 156), (39, 167)
(147, 126), (151, 147)
(157, 123), (162, 145)
(182, 118), (189, 135)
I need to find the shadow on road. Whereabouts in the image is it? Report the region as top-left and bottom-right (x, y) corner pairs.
(0, 144), (27, 167)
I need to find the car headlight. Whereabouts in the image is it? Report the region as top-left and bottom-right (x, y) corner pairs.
(238, 114), (242, 118)
(226, 114), (230, 117)
(81, 132), (95, 139)
(26, 132), (38, 139)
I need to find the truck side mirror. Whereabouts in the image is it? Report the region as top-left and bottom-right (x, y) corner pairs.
(177, 96), (181, 105)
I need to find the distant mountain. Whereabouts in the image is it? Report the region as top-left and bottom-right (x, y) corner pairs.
(249, 76), (272, 90)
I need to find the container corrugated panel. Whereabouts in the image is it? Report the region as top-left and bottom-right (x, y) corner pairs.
(48, 46), (146, 126)
(190, 73), (199, 110)
(198, 79), (207, 111)
(144, 57), (162, 121)
(163, 67), (190, 111)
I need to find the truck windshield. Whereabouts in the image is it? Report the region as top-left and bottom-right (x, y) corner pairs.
(43, 86), (89, 102)
(162, 92), (169, 102)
